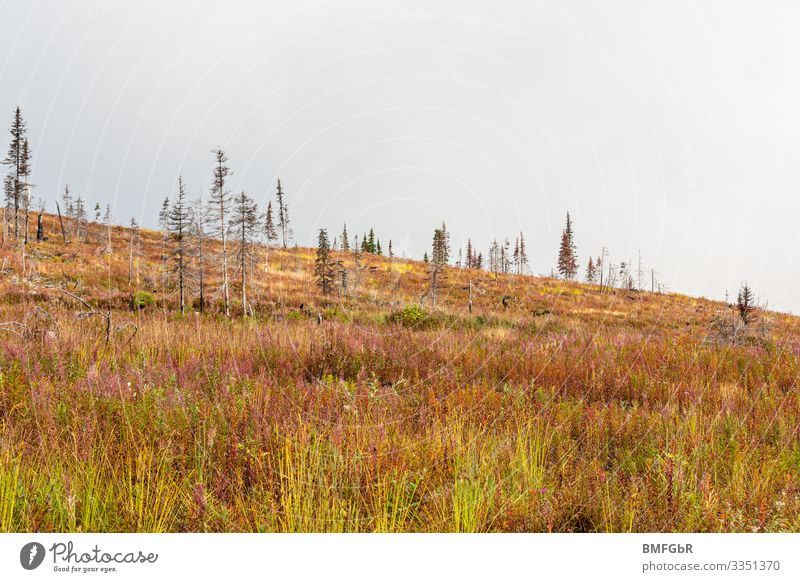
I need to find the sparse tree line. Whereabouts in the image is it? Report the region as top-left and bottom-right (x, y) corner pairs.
(2, 107), (766, 328)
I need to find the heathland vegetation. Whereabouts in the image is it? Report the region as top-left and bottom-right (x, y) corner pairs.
(1, 107), (798, 532)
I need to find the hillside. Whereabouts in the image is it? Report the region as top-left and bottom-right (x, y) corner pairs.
(1, 212), (800, 532)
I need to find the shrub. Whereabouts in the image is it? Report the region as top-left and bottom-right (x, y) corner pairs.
(131, 291), (155, 310)
(386, 304), (432, 328)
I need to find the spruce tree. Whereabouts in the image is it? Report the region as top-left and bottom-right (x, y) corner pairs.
(737, 283), (756, 326)
(168, 176), (192, 314)
(207, 148), (232, 316)
(557, 212), (577, 279)
(518, 231), (528, 274)
(341, 223), (349, 251)
(75, 194), (87, 242)
(230, 191), (260, 316)
(191, 196), (208, 314)
(586, 257), (596, 284)
(264, 201), (278, 245)
(2, 107), (27, 240)
(128, 217), (140, 287)
(19, 138), (31, 243)
(315, 228), (335, 295)
(275, 179), (292, 249)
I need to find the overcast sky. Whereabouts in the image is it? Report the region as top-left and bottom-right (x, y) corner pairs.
(2, 1), (800, 311)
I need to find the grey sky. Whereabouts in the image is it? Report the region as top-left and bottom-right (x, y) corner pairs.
(2, 1), (800, 311)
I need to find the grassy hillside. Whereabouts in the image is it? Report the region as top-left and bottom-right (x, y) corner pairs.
(1, 212), (800, 532)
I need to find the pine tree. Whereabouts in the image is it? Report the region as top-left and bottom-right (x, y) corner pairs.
(264, 201), (277, 245)
(275, 179), (292, 249)
(466, 238), (474, 269)
(376, 239), (382, 255)
(388, 239), (393, 258)
(341, 223), (349, 251)
(207, 148), (232, 316)
(168, 177), (192, 314)
(557, 212), (577, 279)
(230, 191), (260, 316)
(315, 228), (335, 295)
(94, 203), (101, 223)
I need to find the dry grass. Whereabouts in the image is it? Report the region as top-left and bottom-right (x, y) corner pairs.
(1, 213), (800, 532)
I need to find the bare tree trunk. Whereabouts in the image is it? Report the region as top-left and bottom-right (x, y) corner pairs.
(56, 202), (67, 244)
(128, 231), (134, 287)
(220, 213), (229, 317)
(23, 184), (30, 244)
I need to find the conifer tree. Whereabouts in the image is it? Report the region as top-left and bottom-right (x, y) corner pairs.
(275, 179), (292, 249)
(737, 283), (757, 326)
(168, 177), (192, 314)
(585, 256), (597, 284)
(101, 204), (112, 254)
(264, 200), (277, 245)
(557, 212), (577, 279)
(19, 138), (31, 243)
(315, 228), (335, 295)
(3, 174), (13, 241)
(518, 231), (528, 274)
(62, 185), (73, 239)
(429, 223), (450, 307)
(191, 196), (208, 314)
(341, 223), (349, 251)
(2, 107), (28, 240)
(75, 194), (87, 242)
(488, 239), (500, 274)
(230, 191), (260, 316)
(207, 148), (232, 316)
(128, 217), (140, 287)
